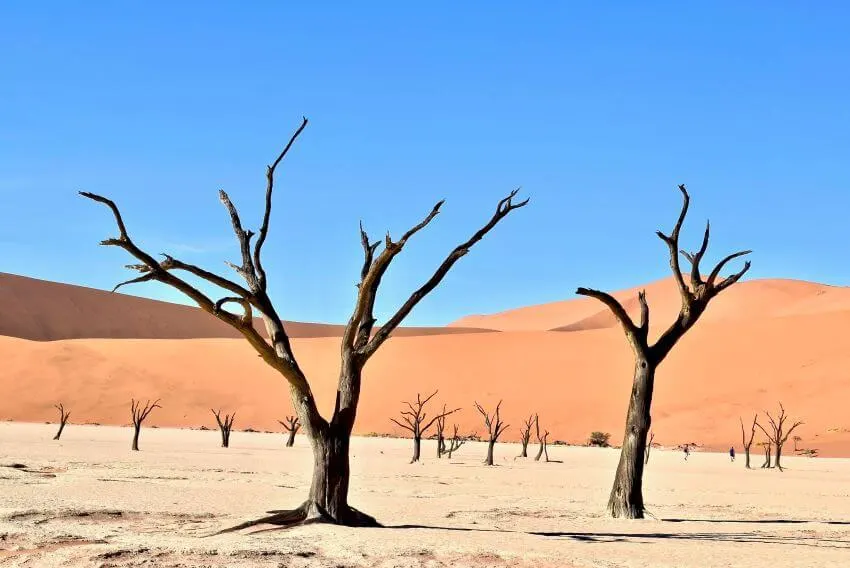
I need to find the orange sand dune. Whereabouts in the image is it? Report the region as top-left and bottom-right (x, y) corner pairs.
(2, 273), (849, 457)
(0, 272), (492, 340)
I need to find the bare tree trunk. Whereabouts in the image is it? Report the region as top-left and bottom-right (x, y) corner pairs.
(53, 403), (70, 440)
(744, 446), (751, 468)
(132, 425), (141, 451)
(485, 440), (495, 466)
(411, 436), (421, 463)
(607, 358), (654, 519)
(644, 432), (654, 465)
(534, 441), (544, 461)
(53, 422), (67, 441)
(761, 444), (772, 468)
(286, 428), (297, 447)
(775, 443), (784, 471)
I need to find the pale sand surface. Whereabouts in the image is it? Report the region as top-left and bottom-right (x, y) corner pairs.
(1, 422), (848, 567)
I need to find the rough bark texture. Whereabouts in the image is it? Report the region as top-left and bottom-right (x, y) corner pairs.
(475, 400), (509, 466)
(740, 414), (759, 469)
(576, 184), (751, 519)
(212, 409), (235, 448)
(533, 416), (549, 462)
(130, 398), (160, 452)
(52, 403), (70, 440)
(83, 119), (526, 531)
(278, 416), (300, 448)
(390, 391), (458, 463)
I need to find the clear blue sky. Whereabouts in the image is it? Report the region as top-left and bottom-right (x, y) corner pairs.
(2, 2), (848, 326)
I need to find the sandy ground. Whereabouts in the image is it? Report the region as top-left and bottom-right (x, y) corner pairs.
(1, 422), (848, 567)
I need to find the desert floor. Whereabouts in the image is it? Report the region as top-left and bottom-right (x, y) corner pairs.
(1, 422), (848, 567)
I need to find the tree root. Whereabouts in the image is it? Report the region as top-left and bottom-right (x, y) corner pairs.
(206, 501), (380, 536)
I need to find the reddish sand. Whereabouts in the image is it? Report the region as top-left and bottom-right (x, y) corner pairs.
(2, 272), (849, 456)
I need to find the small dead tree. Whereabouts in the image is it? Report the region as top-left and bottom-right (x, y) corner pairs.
(435, 405), (450, 458)
(446, 425), (466, 458)
(533, 416), (550, 462)
(740, 414), (759, 469)
(278, 416), (300, 447)
(390, 391), (459, 463)
(518, 414), (535, 458)
(644, 432), (655, 465)
(52, 403), (71, 440)
(130, 398), (161, 451)
(475, 400), (509, 466)
(759, 440), (773, 468)
(576, 184), (751, 518)
(84, 117), (525, 529)
(211, 409), (236, 448)
(757, 403), (803, 472)
(793, 436), (802, 452)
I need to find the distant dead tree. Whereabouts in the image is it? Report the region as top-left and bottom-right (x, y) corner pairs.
(390, 391), (459, 463)
(533, 416), (550, 462)
(757, 403), (803, 471)
(793, 435), (802, 452)
(474, 401), (509, 466)
(446, 424), (466, 459)
(211, 409), (236, 448)
(518, 414), (535, 458)
(278, 416), (300, 447)
(759, 441), (772, 469)
(576, 184), (750, 518)
(740, 414), (759, 469)
(435, 404), (452, 458)
(130, 398), (161, 451)
(82, 116), (527, 529)
(644, 432), (655, 465)
(52, 403), (71, 440)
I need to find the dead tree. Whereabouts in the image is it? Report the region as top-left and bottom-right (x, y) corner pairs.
(82, 117), (526, 530)
(793, 436), (802, 452)
(740, 414), (759, 469)
(518, 414), (535, 458)
(533, 416), (550, 462)
(757, 403), (803, 472)
(644, 432), (655, 465)
(576, 184), (750, 518)
(435, 404), (450, 458)
(759, 441), (773, 468)
(390, 391), (459, 463)
(278, 416), (300, 447)
(212, 409), (236, 448)
(52, 403), (71, 440)
(446, 424), (466, 458)
(130, 398), (161, 451)
(475, 400), (509, 466)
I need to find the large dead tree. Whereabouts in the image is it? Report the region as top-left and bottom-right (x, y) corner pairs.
(475, 400), (509, 466)
(212, 409), (236, 448)
(130, 398), (160, 451)
(82, 117), (526, 530)
(52, 403), (70, 440)
(756, 403), (803, 472)
(533, 415), (549, 462)
(740, 414), (759, 469)
(576, 185), (751, 518)
(278, 416), (300, 447)
(518, 414), (535, 458)
(390, 391), (459, 463)
(446, 424), (466, 459)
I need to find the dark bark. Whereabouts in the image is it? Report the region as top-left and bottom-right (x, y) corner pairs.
(212, 409), (235, 448)
(130, 398), (160, 451)
(278, 416), (300, 448)
(436, 406), (449, 458)
(475, 400), (509, 466)
(757, 403), (803, 472)
(83, 118), (526, 531)
(576, 184), (751, 519)
(53, 403), (70, 440)
(390, 391), (458, 463)
(519, 414), (535, 458)
(740, 414), (758, 469)
(760, 443), (772, 468)
(446, 424), (465, 458)
(533, 416), (549, 462)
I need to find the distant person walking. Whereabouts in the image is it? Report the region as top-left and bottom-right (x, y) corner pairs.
(683, 444), (690, 461)
(729, 447), (736, 462)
